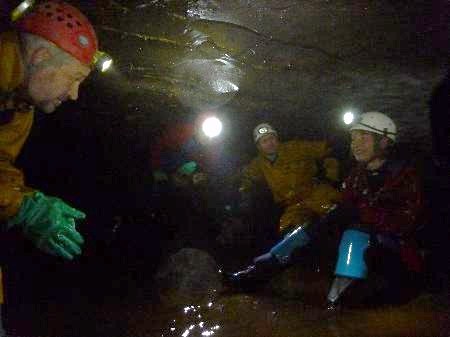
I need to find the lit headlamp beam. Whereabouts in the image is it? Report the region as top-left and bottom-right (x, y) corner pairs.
(93, 51), (113, 73)
(202, 117), (222, 138)
(100, 58), (113, 72)
(343, 111), (354, 125)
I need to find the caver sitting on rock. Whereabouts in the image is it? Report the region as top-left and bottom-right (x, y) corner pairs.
(228, 112), (425, 309)
(238, 122), (341, 236)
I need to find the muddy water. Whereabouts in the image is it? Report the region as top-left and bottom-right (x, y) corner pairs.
(4, 254), (449, 337)
(129, 266), (449, 337)
(128, 292), (449, 337)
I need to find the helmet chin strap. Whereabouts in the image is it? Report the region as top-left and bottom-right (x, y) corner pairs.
(365, 139), (387, 170)
(366, 156), (386, 171)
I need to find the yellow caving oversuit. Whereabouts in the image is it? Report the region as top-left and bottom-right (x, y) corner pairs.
(240, 140), (341, 235)
(0, 32), (38, 305)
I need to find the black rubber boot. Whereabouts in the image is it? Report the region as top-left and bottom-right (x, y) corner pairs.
(225, 254), (282, 292)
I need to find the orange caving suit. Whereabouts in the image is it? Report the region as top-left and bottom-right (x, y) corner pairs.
(240, 140), (341, 234)
(0, 31), (37, 304)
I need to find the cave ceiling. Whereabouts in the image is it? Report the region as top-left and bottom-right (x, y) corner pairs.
(28, 1), (450, 150)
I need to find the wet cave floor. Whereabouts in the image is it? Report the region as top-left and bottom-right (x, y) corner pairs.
(3, 252), (449, 337)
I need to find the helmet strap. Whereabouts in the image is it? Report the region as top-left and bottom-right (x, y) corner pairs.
(366, 136), (388, 170)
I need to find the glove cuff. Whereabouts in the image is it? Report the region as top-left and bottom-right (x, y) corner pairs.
(7, 191), (38, 228)
(6, 191), (48, 230)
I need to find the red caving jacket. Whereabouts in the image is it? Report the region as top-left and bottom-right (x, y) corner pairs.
(341, 159), (425, 272)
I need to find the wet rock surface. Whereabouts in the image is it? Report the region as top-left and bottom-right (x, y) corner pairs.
(155, 248), (223, 304)
(72, 0), (449, 155)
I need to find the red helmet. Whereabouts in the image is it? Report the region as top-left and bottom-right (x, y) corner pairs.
(16, 1), (98, 65)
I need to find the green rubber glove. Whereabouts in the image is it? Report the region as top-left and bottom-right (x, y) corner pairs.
(177, 161), (197, 175)
(7, 191), (86, 260)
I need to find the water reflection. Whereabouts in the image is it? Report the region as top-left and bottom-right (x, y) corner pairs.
(162, 299), (222, 337)
(172, 55), (243, 109)
(155, 290), (446, 337)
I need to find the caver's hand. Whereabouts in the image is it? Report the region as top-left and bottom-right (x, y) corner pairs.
(8, 191), (85, 260)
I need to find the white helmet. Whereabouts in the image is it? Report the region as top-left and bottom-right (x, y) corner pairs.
(350, 112), (397, 142)
(253, 123), (278, 143)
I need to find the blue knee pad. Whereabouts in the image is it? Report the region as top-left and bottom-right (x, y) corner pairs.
(269, 224), (311, 264)
(335, 229), (371, 279)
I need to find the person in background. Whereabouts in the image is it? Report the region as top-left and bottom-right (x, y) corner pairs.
(239, 122), (341, 236)
(150, 118), (234, 191)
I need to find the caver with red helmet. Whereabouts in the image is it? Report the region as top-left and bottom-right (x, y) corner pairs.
(0, 0), (107, 264)
(15, 1), (98, 65)
(5, 0), (111, 113)
(0, 3), (110, 332)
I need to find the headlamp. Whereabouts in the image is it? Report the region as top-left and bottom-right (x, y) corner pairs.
(258, 127), (268, 134)
(343, 111), (355, 125)
(11, 0), (35, 22)
(92, 51), (113, 72)
(202, 117), (223, 138)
